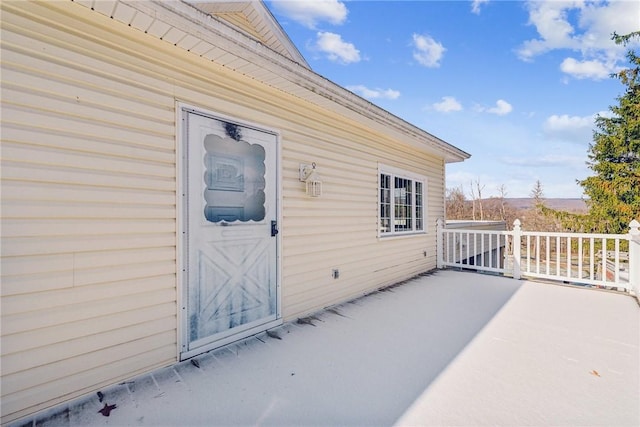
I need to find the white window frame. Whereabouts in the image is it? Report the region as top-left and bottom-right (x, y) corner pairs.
(378, 164), (427, 237)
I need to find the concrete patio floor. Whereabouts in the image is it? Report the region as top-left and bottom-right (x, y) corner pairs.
(14, 270), (639, 427)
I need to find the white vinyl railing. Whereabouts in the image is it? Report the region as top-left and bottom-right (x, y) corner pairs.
(437, 218), (640, 296)
(438, 227), (512, 275)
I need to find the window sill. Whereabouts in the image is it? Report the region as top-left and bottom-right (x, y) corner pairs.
(379, 231), (427, 240)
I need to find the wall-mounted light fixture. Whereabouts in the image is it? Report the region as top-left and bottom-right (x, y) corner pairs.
(299, 162), (322, 197)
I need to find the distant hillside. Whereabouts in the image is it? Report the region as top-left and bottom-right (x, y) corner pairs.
(446, 197), (589, 224)
(504, 198), (588, 213)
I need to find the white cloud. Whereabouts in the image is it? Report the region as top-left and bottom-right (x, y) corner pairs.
(270, 0), (348, 29)
(471, 0), (489, 15)
(488, 100), (513, 115)
(346, 85), (400, 100)
(560, 57), (613, 80)
(543, 113), (598, 144)
(433, 96), (463, 113)
(576, 1), (640, 51)
(315, 32), (361, 64)
(516, 0), (638, 80)
(476, 99), (513, 116)
(544, 114), (592, 132)
(412, 34), (445, 68)
(517, 1), (579, 60)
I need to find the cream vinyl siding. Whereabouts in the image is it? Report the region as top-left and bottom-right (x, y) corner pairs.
(1, 1), (446, 422)
(282, 138), (444, 317)
(1, 2), (181, 422)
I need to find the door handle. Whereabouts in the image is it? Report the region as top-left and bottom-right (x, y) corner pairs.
(271, 220), (279, 237)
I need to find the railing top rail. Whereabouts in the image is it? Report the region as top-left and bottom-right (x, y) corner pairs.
(442, 229), (512, 236)
(442, 227), (629, 240)
(520, 230), (628, 239)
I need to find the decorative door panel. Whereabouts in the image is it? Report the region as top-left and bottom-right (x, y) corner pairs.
(184, 109), (278, 354)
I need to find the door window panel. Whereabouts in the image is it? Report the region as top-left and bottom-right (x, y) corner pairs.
(203, 133), (266, 223)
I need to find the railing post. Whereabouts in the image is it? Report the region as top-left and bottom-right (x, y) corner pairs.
(437, 218), (444, 269)
(629, 219), (640, 297)
(512, 219), (521, 280)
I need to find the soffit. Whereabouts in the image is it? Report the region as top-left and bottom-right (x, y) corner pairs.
(190, 1), (309, 69)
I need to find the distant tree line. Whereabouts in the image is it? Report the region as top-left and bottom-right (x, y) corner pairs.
(445, 179), (563, 232)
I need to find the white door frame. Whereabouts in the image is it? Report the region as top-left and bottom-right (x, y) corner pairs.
(176, 102), (282, 361)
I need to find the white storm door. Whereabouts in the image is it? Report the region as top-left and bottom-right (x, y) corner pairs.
(184, 109), (279, 354)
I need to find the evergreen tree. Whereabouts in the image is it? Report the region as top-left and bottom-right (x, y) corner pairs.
(579, 31), (640, 233)
(530, 180), (545, 208)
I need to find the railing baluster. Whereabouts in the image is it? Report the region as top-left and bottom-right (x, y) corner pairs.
(578, 237), (583, 280)
(454, 232), (458, 265)
(590, 237), (594, 280)
(480, 234), (493, 267)
(615, 238), (620, 284)
(466, 232), (470, 265)
(454, 232), (458, 264)
(526, 235), (531, 273)
(555, 236), (559, 276)
(486, 233), (489, 268)
(446, 232), (451, 264)
(473, 233), (478, 266)
(536, 235), (540, 274)
(545, 235), (550, 275)
(443, 232), (447, 264)
(602, 237), (607, 284)
(452, 232), (456, 264)
(444, 232), (448, 264)
(452, 232), (456, 265)
(491, 233), (495, 268)
(567, 236), (572, 279)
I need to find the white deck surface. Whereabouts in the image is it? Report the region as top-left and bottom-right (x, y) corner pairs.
(19, 270), (639, 426)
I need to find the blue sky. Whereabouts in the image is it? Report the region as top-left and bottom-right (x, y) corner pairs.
(265, 0), (639, 198)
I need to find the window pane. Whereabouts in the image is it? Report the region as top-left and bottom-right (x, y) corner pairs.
(415, 181), (423, 231)
(394, 177), (412, 232)
(379, 174), (391, 233)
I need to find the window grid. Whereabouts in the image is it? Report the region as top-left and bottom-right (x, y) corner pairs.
(380, 174), (391, 233)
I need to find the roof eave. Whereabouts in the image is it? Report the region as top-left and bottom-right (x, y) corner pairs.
(92, 0), (470, 163)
